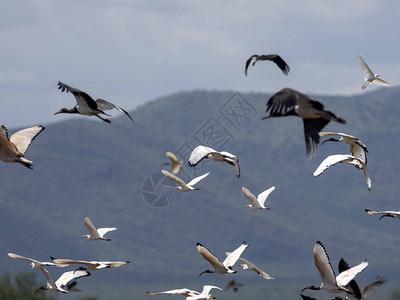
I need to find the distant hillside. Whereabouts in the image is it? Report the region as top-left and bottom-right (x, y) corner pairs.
(1, 87), (400, 300)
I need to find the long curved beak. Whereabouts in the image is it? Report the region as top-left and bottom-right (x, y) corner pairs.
(321, 138), (339, 145)
(379, 214), (393, 220)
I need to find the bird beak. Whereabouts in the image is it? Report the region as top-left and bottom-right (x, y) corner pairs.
(199, 270), (207, 277)
(261, 115), (271, 120)
(54, 110), (62, 115)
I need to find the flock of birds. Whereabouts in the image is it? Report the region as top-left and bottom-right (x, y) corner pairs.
(1, 54), (395, 299)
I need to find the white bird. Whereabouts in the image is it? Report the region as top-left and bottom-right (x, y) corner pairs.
(82, 217), (116, 241)
(186, 285), (222, 300)
(50, 257), (129, 271)
(161, 169), (210, 192)
(163, 151), (183, 174)
(241, 186), (275, 210)
(301, 241), (369, 295)
(261, 88), (346, 159)
(336, 257), (387, 300)
(188, 145), (240, 177)
(365, 209), (400, 220)
(35, 266), (90, 294)
(358, 55), (391, 90)
(238, 257), (274, 279)
(7, 253), (68, 268)
(313, 154), (371, 191)
(0, 125), (44, 169)
(197, 241), (248, 276)
(147, 285), (222, 299)
(320, 132), (368, 164)
(55, 81), (134, 123)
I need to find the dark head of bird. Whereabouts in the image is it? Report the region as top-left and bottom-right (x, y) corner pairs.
(54, 107), (78, 115)
(379, 213), (394, 220)
(199, 269), (213, 277)
(301, 285), (321, 293)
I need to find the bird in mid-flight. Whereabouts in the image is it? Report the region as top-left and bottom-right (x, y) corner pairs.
(245, 54), (290, 76)
(358, 55), (391, 90)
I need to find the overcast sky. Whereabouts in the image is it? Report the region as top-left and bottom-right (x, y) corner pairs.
(1, 0), (399, 128)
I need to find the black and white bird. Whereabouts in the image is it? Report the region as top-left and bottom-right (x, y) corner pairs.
(55, 81), (134, 123)
(365, 209), (400, 220)
(188, 145), (240, 177)
(241, 186), (275, 210)
(245, 54), (290, 76)
(320, 132), (368, 164)
(51, 257), (129, 271)
(161, 169), (210, 192)
(163, 151), (183, 174)
(261, 88), (346, 159)
(237, 257), (274, 279)
(197, 241), (248, 276)
(82, 217), (116, 241)
(35, 267), (90, 294)
(147, 285), (222, 299)
(358, 55), (391, 90)
(335, 257), (387, 300)
(0, 125), (44, 169)
(7, 253), (68, 268)
(302, 241), (369, 295)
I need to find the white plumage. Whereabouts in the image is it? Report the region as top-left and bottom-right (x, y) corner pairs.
(188, 145), (240, 177)
(365, 209), (400, 220)
(238, 257), (274, 280)
(0, 125), (44, 169)
(197, 241), (248, 276)
(147, 285), (222, 299)
(35, 266), (90, 294)
(82, 217), (116, 241)
(185, 285), (222, 300)
(302, 241), (369, 295)
(241, 186), (275, 210)
(7, 253), (68, 268)
(51, 257), (129, 271)
(164, 151), (183, 174)
(161, 169), (210, 192)
(358, 55), (391, 90)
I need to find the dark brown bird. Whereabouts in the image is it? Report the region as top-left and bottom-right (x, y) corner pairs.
(245, 54), (290, 76)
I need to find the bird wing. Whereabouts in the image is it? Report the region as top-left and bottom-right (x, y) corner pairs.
(188, 146), (216, 167)
(51, 258), (97, 268)
(338, 258), (362, 299)
(361, 276), (387, 299)
(95, 99), (134, 122)
(97, 227), (117, 237)
(146, 288), (198, 296)
(244, 55), (258, 76)
(241, 187), (259, 207)
(265, 88), (299, 115)
(256, 186), (275, 207)
(303, 119), (327, 160)
(162, 169), (187, 188)
(358, 56), (374, 79)
(7, 253), (37, 263)
(365, 209), (400, 215)
(362, 163), (372, 190)
(313, 154), (355, 176)
(239, 257), (274, 279)
(166, 151), (182, 174)
(84, 217), (100, 237)
(200, 285), (222, 295)
(336, 260), (369, 287)
(313, 241), (337, 287)
(38, 266), (56, 287)
(57, 81), (99, 110)
(260, 54), (290, 75)
(187, 172), (210, 187)
(373, 77), (391, 86)
(105, 261), (129, 267)
(197, 243), (226, 273)
(55, 270), (90, 288)
(300, 295), (317, 300)
(9, 126), (44, 155)
(223, 241), (249, 269)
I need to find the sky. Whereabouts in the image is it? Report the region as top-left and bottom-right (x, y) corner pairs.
(1, 0), (399, 128)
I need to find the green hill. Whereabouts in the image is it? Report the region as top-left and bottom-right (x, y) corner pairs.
(1, 87), (400, 299)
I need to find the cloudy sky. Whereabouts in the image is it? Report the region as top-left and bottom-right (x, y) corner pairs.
(1, 0), (399, 127)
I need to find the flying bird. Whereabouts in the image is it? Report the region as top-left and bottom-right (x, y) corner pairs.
(358, 55), (391, 90)
(55, 81), (134, 123)
(161, 169), (210, 192)
(147, 285), (222, 299)
(162, 151), (183, 174)
(225, 279), (243, 292)
(7, 253), (68, 268)
(245, 54), (290, 76)
(313, 154), (371, 191)
(301, 241), (369, 295)
(185, 285), (222, 300)
(336, 257), (387, 300)
(365, 209), (400, 220)
(320, 132), (368, 164)
(238, 257), (274, 279)
(197, 241), (248, 276)
(35, 267), (90, 294)
(261, 88), (346, 159)
(188, 145), (240, 177)
(50, 257), (129, 271)
(0, 125), (44, 169)
(82, 217), (117, 241)
(241, 186), (275, 210)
